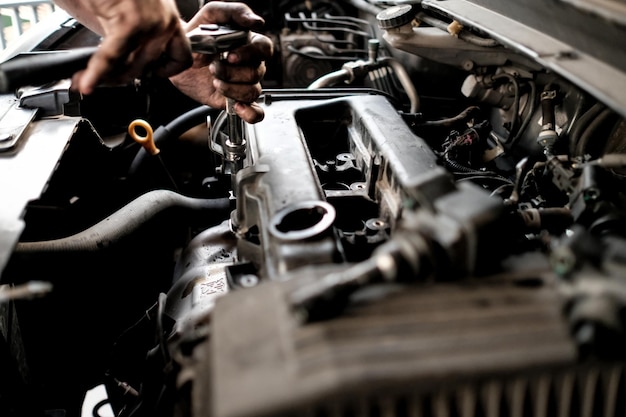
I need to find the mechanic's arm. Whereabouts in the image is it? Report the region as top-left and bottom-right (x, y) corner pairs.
(54, 0), (273, 124)
(169, 2), (274, 123)
(54, 0), (192, 95)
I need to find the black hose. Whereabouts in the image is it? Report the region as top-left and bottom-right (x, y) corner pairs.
(0, 47), (97, 93)
(156, 293), (170, 364)
(568, 102), (606, 155)
(128, 105), (219, 175)
(444, 154), (513, 186)
(15, 190), (230, 253)
(575, 108), (617, 157)
(509, 80), (537, 147)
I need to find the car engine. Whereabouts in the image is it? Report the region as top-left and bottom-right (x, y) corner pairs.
(1, 1), (626, 416)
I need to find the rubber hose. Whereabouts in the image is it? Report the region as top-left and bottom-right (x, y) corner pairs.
(575, 108), (616, 157)
(0, 47), (98, 93)
(129, 105), (219, 175)
(15, 190), (230, 253)
(568, 102), (605, 155)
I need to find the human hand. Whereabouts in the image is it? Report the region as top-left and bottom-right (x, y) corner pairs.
(169, 1), (274, 124)
(55, 0), (193, 95)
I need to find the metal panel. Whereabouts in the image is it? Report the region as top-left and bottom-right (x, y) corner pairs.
(0, 97), (79, 275)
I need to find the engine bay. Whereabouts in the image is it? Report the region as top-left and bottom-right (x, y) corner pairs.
(1, 1), (626, 416)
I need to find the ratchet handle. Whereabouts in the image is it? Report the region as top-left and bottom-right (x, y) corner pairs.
(187, 24), (249, 55)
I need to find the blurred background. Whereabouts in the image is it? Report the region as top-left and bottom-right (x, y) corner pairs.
(0, 0), (54, 50)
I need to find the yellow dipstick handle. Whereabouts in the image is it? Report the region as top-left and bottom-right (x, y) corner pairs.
(128, 119), (160, 156)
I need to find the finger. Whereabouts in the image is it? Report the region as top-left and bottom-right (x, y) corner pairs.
(225, 32), (274, 66)
(234, 101), (265, 124)
(187, 1), (265, 31)
(70, 69), (85, 92)
(169, 65), (225, 108)
(79, 34), (137, 94)
(212, 77), (263, 104)
(156, 31), (193, 77)
(124, 41), (166, 79)
(124, 20), (191, 79)
(210, 61), (266, 84)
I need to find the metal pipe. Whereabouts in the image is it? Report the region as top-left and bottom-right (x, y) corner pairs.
(307, 68), (352, 89)
(307, 56), (420, 113)
(378, 56), (420, 113)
